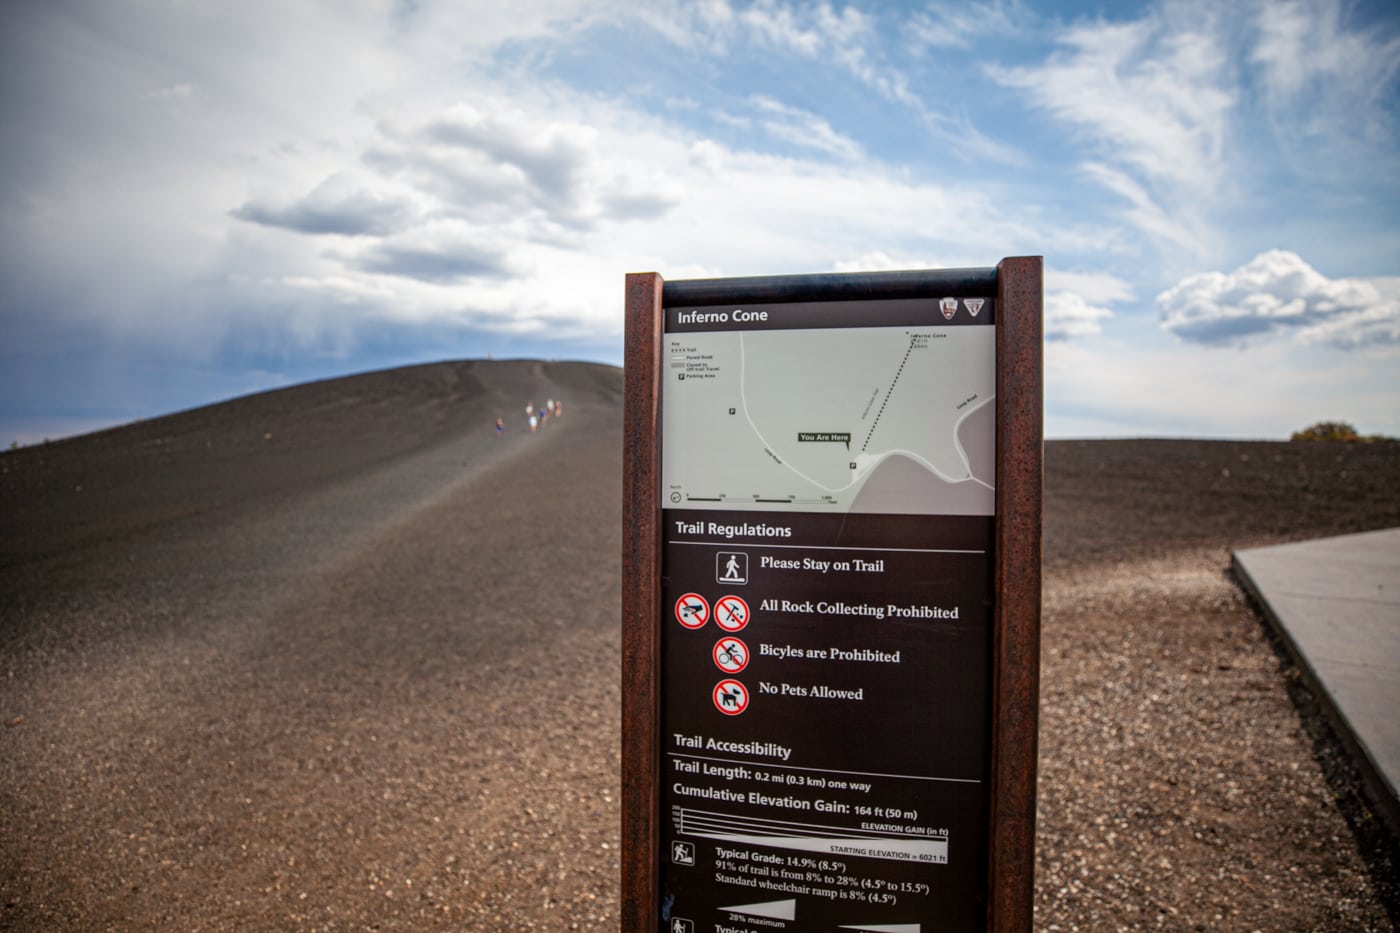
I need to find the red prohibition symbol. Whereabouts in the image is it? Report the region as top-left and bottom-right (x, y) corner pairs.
(713, 679), (749, 715)
(713, 636), (749, 673)
(675, 593), (709, 629)
(714, 595), (750, 632)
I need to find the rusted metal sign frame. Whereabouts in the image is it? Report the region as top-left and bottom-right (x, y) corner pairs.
(622, 258), (1043, 931)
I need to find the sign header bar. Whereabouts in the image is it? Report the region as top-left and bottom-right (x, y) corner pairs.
(663, 267), (999, 307)
(666, 297), (995, 333)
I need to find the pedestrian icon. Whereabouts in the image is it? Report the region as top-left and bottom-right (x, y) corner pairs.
(716, 551), (748, 585)
(713, 636), (748, 673)
(714, 595), (750, 633)
(672, 840), (696, 866)
(670, 918), (694, 933)
(713, 679), (750, 715)
(675, 593), (709, 629)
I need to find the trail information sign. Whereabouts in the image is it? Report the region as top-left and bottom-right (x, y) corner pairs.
(624, 261), (1042, 933)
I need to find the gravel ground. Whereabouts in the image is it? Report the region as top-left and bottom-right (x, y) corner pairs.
(1037, 439), (1400, 932)
(2, 361), (625, 930)
(2, 363), (1398, 931)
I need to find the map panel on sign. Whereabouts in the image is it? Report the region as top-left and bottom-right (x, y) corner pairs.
(661, 325), (995, 515)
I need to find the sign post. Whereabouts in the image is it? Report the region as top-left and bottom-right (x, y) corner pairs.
(623, 260), (1042, 932)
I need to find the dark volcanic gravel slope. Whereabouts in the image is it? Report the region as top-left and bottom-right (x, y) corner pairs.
(2, 360), (624, 930)
(2, 372), (1398, 931)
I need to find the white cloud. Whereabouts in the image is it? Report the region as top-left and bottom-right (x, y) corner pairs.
(1045, 268), (1134, 306)
(910, 0), (1029, 49)
(6, 0), (1398, 446)
(1046, 333), (1400, 439)
(660, 2), (1021, 170)
(1252, 0), (1400, 111)
(1044, 292), (1114, 340)
(1078, 162), (1202, 255)
(1047, 267), (1131, 340)
(1247, 0), (1400, 185)
(831, 252), (933, 273)
(424, 104), (598, 204)
(1157, 250), (1400, 348)
(145, 82), (197, 104)
(749, 96), (864, 160)
(212, 72), (1044, 343)
(991, 5), (1235, 253)
(737, 0), (870, 56)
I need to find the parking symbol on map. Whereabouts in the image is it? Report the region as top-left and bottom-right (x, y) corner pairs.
(714, 595), (749, 632)
(717, 551), (748, 585)
(713, 679), (749, 715)
(675, 593), (709, 629)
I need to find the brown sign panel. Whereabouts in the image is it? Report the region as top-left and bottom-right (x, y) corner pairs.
(624, 260), (1042, 932)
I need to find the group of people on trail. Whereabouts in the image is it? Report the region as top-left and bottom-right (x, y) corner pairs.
(496, 397), (562, 436)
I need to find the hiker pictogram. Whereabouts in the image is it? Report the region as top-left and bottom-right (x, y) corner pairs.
(675, 593), (709, 629)
(716, 551), (748, 585)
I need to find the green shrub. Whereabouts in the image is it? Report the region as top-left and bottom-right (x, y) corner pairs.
(1290, 421), (1395, 443)
(1291, 421), (1359, 442)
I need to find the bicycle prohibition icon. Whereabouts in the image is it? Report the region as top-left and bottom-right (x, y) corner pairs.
(713, 636), (748, 673)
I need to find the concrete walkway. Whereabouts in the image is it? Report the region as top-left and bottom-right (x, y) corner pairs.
(1233, 527), (1400, 840)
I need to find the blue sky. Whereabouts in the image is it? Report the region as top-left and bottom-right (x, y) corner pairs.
(2, 0), (1397, 443)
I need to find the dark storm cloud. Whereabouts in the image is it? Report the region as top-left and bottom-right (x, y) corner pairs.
(355, 103), (681, 240)
(599, 188), (678, 221)
(360, 139), (534, 224)
(354, 241), (510, 283)
(230, 176), (415, 237)
(423, 110), (589, 204)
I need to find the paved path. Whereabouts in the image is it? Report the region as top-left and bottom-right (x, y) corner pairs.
(1233, 527), (1400, 839)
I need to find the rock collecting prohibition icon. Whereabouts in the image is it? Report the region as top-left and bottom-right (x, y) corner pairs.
(714, 595), (749, 632)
